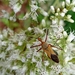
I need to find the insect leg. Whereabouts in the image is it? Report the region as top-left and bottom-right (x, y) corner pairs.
(49, 44), (62, 50)
(37, 47), (42, 52)
(30, 44), (41, 48)
(42, 51), (45, 62)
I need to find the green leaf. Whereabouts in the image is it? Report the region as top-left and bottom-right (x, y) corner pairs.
(1, 18), (9, 26)
(68, 58), (75, 64)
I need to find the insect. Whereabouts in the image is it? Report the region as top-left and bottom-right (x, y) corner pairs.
(30, 29), (61, 63)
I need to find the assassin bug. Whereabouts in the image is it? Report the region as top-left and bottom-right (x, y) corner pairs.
(30, 29), (61, 63)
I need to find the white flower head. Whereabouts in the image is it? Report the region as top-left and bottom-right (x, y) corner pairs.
(51, 64), (62, 74)
(67, 32), (75, 42)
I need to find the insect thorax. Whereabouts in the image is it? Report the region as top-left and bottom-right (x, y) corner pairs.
(42, 42), (48, 50)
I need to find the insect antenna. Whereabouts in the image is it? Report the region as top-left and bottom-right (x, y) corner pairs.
(45, 29), (48, 42)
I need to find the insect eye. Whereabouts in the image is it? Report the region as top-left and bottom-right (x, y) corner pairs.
(51, 54), (59, 63)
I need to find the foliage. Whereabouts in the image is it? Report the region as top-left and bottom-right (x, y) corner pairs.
(0, 0), (75, 75)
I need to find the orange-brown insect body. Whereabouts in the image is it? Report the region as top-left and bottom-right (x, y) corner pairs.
(38, 38), (59, 63)
(31, 30), (59, 63)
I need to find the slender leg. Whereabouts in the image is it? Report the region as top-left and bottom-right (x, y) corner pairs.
(45, 29), (48, 42)
(37, 47), (42, 52)
(49, 44), (62, 50)
(30, 44), (41, 48)
(42, 51), (45, 62)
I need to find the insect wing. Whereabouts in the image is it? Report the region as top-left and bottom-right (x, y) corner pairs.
(51, 54), (59, 63)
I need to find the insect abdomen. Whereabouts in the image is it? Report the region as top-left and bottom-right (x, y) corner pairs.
(51, 54), (59, 63)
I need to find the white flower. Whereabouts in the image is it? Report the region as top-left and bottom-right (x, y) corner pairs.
(12, 66), (19, 70)
(1, 41), (7, 46)
(63, 31), (68, 38)
(60, 12), (65, 17)
(28, 27), (32, 31)
(62, 1), (65, 8)
(0, 52), (5, 59)
(0, 34), (3, 40)
(34, 27), (43, 34)
(62, 8), (68, 13)
(72, 0), (75, 5)
(31, 5), (38, 12)
(51, 64), (62, 74)
(12, 3), (21, 13)
(57, 8), (60, 13)
(23, 13), (30, 20)
(72, 7), (75, 12)
(31, 12), (38, 21)
(30, 71), (35, 75)
(66, 15), (74, 23)
(2, 29), (8, 38)
(6, 43), (15, 51)
(41, 19), (46, 27)
(50, 6), (55, 13)
(66, 0), (70, 6)
(44, 61), (49, 66)
(39, 8), (48, 16)
(18, 41), (23, 46)
(67, 32), (75, 42)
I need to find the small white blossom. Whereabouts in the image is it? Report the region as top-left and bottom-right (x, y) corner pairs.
(28, 27), (32, 31)
(57, 8), (60, 13)
(34, 27), (43, 34)
(39, 8), (48, 16)
(2, 29), (8, 38)
(50, 6), (55, 13)
(23, 13), (30, 20)
(60, 12), (65, 17)
(62, 8), (68, 13)
(18, 41), (23, 46)
(1, 41), (7, 46)
(55, 13), (59, 16)
(12, 66), (19, 70)
(63, 31), (68, 38)
(51, 64), (62, 74)
(72, 7), (75, 12)
(67, 32), (75, 42)
(0, 52), (6, 59)
(61, 1), (65, 8)
(12, 3), (21, 13)
(44, 61), (49, 66)
(0, 34), (3, 40)
(66, 0), (70, 6)
(30, 71), (35, 75)
(66, 15), (74, 23)
(41, 19), (46, 27)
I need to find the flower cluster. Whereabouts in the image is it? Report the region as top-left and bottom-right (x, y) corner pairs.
(0, 0), (75, 75)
